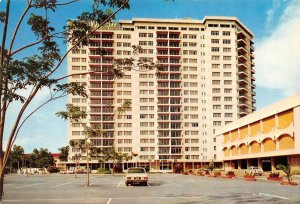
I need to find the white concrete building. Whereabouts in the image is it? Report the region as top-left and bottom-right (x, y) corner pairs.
(67, 17), (255, 171)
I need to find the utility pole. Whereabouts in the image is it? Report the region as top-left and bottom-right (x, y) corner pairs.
(85, 135), (89, 187)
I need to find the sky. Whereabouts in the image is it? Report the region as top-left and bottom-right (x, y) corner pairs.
(0, 0), (300, 153)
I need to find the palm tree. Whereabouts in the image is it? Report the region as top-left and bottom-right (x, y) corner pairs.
(276, 164), (292, 183)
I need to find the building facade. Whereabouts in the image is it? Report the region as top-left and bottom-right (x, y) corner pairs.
(67, 17), (255, 171)
(215, 94), (300, 172)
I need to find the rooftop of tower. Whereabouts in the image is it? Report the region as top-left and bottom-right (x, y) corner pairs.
(119, 16), (253, 36)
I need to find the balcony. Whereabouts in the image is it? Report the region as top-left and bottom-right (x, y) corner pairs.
(239, 101), (249, 108)
(251, 75), (256, 81)
(239, 94), (249, 100)
(239, 112), (248, 118)
(238, 62), (247, 70)
(252, 91), (256, 96)
(238, 55), (247, 62)
(89, 55), (114, 60)
(250, 46), (255, 52)
(237, 31), (246, 38)
(156, 31), (168, 35)
(238, 70), (248, 78)
(89, 38), (114, 43)
(89, 47), (114, 51)
(251, 61), (255, 67)
(238, 78), (248, 85)
(251, 68), (255, 74)
(237, 39), (247, 47)
(239, 87), (248, 93)
(237, 47), (247, 55)
(169, 74), (181, 81)
(251, 83), (256, 89)
(156, 39), (168, 43)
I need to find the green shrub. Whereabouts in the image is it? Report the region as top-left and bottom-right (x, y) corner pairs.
(47, 166), (59, 173)
(97, 167), (111, 174)
(269, 172), (280, 178)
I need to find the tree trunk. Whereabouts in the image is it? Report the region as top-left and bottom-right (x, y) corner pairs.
(0, 155), (5, 202)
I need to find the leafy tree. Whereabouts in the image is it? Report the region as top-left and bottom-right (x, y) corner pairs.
(0, 0), (162, 199)
(29, 148), (54, 169)
(57, 101), (131, 184)
(68, 139), (85, 179)
(9, 145), (24, 172)
(101, 145), (130, 175)
(58, 146), (69, 162)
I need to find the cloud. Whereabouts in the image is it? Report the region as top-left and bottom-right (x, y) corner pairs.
(255, 0), (300, 95)
(266, 0), (281, 25)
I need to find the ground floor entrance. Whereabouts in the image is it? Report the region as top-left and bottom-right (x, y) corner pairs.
(223, 154), (300, 172)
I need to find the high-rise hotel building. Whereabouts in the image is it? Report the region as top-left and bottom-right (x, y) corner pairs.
(67, 17), (255, 170)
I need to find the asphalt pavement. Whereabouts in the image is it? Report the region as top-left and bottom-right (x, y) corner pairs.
(2, 173), (300, 203)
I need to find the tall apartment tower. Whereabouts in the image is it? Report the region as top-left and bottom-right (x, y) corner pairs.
(67, 17), (255, 170)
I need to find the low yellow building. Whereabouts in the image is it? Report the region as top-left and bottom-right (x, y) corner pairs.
(215, 93), (300, 172)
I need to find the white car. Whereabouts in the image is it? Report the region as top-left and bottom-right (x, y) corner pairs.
(125, 167), (148, 186)
(248, 166), (263, 176)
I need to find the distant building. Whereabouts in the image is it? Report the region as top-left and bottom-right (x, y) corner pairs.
(215, 93), (300, 172)
(67, 17), (256, 171)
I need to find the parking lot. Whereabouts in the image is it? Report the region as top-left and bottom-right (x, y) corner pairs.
(2, 173), (300, 203)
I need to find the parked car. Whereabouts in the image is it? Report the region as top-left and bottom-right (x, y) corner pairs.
(125, 167), (148, 186)
(248, 166), (263, 176)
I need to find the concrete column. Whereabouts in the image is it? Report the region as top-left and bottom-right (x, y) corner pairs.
(271, 157), (276, 172)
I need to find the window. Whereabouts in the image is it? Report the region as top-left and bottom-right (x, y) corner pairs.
(72, 49), (80, 54)
(225, 113), (233, 117)
(123, 34), (131, 39)
(225, 105), (232, 109)
(212, 64), (220, 69)
(224, 97), (232, 101)
(211, 31), (219, 35)
(224, 88), (232, 93)
(212, 80), (220, 85)
(189, 34), (197, 39)
(213, 113), (221, 117)
(224, 80), (232, 85)
(211, 39), (219, 44)
(223, 39), (231, 44)
(223, 72), (232, 77)
(72, 66), (80, 70)
(123, 43), (131, 47)
(223, 48), (231, 52)
(223, 64), (231, 69)
(72, 58), (80, 62)
(222, 31), (230, 36)
(212, 96), (221, 101)
(223, 56), (231, 61)
(213, 105), (221, 109)
(211, 47), (219, 52)
(212, 72), (220, 77)
(189, 42), (197, 47)
(212, 88), (220, 93)
(139, 41), (147, 46)
(213, 121), (221, 126)
(139, 33), (147, 37)
(212, 56), (220, 60)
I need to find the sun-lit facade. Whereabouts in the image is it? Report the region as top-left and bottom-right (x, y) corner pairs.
(215, 94), (300, 172)
(67, 17), (255, 171)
